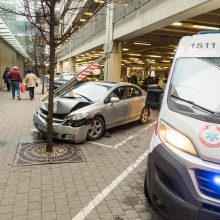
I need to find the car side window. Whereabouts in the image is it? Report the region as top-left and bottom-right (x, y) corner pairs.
(125, 86), (142, 99)
(104, 87), (125, 103)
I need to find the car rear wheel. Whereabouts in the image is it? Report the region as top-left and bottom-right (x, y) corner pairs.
(87, 116), (105, 141)
(140, 107), (150, 124)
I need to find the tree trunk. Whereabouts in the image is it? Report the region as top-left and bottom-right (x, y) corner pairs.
(46, 2), (56, 152)
(42, 65), (45, 94)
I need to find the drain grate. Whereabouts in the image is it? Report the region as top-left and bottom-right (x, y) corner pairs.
(13, 142), (86, 166)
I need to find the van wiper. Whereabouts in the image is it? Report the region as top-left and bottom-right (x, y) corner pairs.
(171, 95), (214, 115)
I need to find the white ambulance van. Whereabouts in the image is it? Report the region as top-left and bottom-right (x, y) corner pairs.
(144, 31), (220, 220)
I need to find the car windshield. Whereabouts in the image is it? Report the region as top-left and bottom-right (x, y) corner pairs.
(62, 83), (111, 102)
(169, 57), (220, 116)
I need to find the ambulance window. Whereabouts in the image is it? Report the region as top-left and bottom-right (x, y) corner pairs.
(169, 57), (220, 118)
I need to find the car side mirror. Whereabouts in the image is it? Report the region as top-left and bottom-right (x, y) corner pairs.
(110, 97), (120, 104)
(146, 84), (164, 110)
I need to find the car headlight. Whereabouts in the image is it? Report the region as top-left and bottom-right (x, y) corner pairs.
(158, 122), (198, 157)
(65, 113), (88, 121)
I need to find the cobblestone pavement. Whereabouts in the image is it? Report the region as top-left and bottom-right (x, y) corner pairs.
(0, 84), (166, 220)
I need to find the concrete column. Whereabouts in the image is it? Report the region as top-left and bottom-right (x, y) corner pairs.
(104, 1), (122, 81)
(104, 41), (122, 81)
(69, 57), (76, 73)
(57, 59), (63, 73)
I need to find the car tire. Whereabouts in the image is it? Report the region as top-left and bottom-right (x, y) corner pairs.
(140, 107), (150, 124)
(87, 116), (105, 141)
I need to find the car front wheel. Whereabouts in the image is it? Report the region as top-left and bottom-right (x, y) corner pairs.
(140, 107), (150, 124)
(87, 116), (105, 141)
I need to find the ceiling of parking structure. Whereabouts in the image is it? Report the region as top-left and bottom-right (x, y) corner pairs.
(121, 8), (220, 69)
(75, 8), (220, 70)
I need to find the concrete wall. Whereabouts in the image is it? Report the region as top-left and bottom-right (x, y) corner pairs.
(0, 39), (25, 90)
(113, 0), (220, 40)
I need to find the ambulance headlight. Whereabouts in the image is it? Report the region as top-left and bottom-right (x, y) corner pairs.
(214, 176), (220, 186)
(158, 122), (198, 157)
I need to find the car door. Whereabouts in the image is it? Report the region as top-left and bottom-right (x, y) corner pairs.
(125, 86), (144, 121)
(103, 86), (128, 128)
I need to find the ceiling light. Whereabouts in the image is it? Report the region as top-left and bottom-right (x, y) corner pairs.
(133, 42), (151, 46)
(148, 55), (161, 58)
(123, 48), (129, 51)
(162, 60), (170, 63)
(84, 12), (93, 16)
(172, 22), (182, 26)
(193, 24), (220, 30)
(129, 53), (141, 56)
(94, 0), (104, 3)
(80, 19), (86, 22)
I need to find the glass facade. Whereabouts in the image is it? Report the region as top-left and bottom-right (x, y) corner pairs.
(0, 0), (32, 56)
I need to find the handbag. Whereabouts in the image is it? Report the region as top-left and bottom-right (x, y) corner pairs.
(35, 82), (38, 87)
(20, 83), (26, 93)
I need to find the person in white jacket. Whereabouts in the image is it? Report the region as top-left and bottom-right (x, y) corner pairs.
(25, 70), (37, 100)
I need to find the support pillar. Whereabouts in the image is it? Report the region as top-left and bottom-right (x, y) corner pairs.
(70, 57), (76, 73)
(104, 42), (122, 81)
(57, 59), (63, 73)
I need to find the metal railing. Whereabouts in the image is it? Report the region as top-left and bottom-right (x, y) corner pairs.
(59, 6), (106, 58)
(113, 0), (151, 22)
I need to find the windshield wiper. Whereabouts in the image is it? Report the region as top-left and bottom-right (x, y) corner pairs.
(171, 95), (215, 115)
(74, 93), (92, 102)
(63, 96), (75, 99)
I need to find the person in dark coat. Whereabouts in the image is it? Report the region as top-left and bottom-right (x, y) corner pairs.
(8, 66), (22, 100)
(2, 67), (11, 91)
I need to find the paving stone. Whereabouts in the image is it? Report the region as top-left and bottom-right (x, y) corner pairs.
(28, 202), (41, 211)
(124, 209), (139, 218)
(27, 209), (41, 219)
(1, 197), (16, 205)
(42, 197), (55, 205)
(42, 203), (55, 213)
(55, 205), (70, 215)
(0, 213), (13, 220)
(0, 205), (14, 214)
(42, 211), (56, 220)
(110, 207), (125, 216)
(12, 215), (27, 220)
(13, 207), (28, 216)
(57, 213), (72, 220)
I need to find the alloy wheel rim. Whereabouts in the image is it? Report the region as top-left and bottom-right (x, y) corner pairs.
(88, 120), (102, 138)
(141, 109), (148, 122)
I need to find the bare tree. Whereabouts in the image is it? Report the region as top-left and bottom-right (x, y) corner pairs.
(0, 0), (114, 152)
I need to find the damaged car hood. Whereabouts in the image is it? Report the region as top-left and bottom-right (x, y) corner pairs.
(40, 97), (92, 114)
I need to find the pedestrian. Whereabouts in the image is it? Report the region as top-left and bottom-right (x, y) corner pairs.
(25, 70), (37, 100)
(2, 67), (11, 91)
(8, 66), (22, 100)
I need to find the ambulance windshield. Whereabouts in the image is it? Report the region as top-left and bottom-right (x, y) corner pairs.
(169, 57), (220, 115)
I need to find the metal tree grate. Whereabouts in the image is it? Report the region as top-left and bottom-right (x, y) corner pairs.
(13, 142), (86, 166)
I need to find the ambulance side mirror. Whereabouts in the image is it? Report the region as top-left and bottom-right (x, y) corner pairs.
(145, 84), (164, 110)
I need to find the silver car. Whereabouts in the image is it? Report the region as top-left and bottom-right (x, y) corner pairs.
(33, 81), (149, 143)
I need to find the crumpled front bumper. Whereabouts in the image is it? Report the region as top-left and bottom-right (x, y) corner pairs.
(33, 109), (90, 143)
